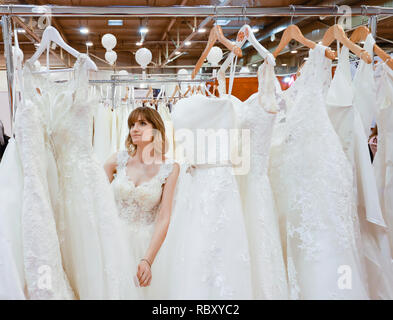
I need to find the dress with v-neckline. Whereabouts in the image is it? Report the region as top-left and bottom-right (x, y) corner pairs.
(112, 150), (174, 228)
(124, 153), (167, 189)
(111, 150), (176, 299)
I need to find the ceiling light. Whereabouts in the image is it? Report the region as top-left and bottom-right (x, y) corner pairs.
(198, 28), (206, 33)
(175, 51), (181, 55)
(80, 27), (89, 34)
(136, 41), (143, 46)
(216, 19), (231, 26)
(252, 26), (259, 33)
(290, 50), (298, 54)
(281, 63), (287, 66)
(16, 28), (26, 33)
(108, 20), (123, 26)
(185, 41), (191, 46)
(140, 27), (149, 34)
(86, 41), (93, 47)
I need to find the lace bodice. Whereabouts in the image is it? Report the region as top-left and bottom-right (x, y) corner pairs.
(23, 54), (95, 165)
(239, 62), (281, 173)
(112, 151), (174, 231)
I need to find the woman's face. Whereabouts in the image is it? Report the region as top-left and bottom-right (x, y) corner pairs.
(130, 116), (154, 146)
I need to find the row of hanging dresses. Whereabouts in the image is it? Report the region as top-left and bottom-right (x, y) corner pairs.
(217, 61), (289, 299)
(325, 36), (393, 299)
(10, 53), (140, 299)
(92, 85), (132, 164)
(269, 44), (369, 299)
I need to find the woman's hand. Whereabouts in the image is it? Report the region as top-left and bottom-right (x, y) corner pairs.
(137, 259), (152, 287)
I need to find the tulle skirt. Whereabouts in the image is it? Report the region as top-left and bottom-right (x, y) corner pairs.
(158, 165), (253, 299)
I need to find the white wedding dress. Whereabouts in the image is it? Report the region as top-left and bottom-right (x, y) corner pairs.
(218, 63), (288, 299)
(93, 102), (113, 164)
(111, 150), (175, 299)
(0, 139), (26, 299)
(326, 41), (393, 299)
(22, 54), (140, 300)
(269, 44), (369, 299)
(374, 62), (393, 260)
(161, 94), (253, 299)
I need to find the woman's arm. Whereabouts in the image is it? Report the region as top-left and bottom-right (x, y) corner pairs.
(137, 162), (180, 286)
(104, 153), (118, 183)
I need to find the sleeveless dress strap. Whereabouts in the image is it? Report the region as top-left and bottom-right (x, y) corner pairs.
(116, 150), (129, 174)
(157, 160), (175, 185)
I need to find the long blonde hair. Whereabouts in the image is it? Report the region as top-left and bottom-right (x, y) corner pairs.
(125, 107), (167, 159)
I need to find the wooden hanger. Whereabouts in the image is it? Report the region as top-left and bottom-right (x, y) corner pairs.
(169, 84), (181, 102)
(182, 85), (192, 98)
(350, 26), (393, 70)
(212, 83), (219, 97)
(273, 24), (335, 60)
(322, 24), (372, 63)
(192, 25), (242, 79)
(121, 86), (130, 102)
(143, 85), (153, 104)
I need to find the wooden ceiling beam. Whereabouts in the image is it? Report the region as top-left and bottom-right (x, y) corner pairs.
(160, 0), (188, 41)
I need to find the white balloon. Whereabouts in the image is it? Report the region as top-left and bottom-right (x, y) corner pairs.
(177, 68), (189, 80)
(207, 46), (223, 67)
(105, 50), (117, 65)
(135, 48), (152, 69)
(101, 34), (117, 50)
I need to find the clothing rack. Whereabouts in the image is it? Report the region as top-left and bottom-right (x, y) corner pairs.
(1, 4), (393, 127)
(1, 5), (393, 17)
(89, 77), (214, 108)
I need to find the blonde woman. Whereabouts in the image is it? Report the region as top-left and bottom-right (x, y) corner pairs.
(105, 107), (179, 298)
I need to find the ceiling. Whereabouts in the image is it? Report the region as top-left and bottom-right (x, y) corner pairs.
(2, 0), (393, 73)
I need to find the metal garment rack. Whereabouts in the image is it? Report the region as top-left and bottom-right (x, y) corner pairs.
(90, 75), (214, 107)
(1, 4), (393, 128)
(1, 4), (393, 17)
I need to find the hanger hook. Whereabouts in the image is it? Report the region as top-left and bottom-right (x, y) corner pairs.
(334, 4), (340, 24)
(361, 5), (368, 17)
(289, 5), (295, 25)
(214, 6), (218, 26)
(242, 6), (247, 25)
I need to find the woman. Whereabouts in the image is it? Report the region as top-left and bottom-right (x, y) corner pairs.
(368, 125), (378, 162)
(0, 120), (10, 162)
(104, 107), (179, 298)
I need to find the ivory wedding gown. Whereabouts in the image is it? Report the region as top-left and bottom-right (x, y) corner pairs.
(22, 54), (140, 300)
(161, 94), (253, 299)
(269, 44), (369, 299)
(111, 150), (176, 299)
(374, 61), (393, 260)
(326, 39), (393, 299)
(0, 139), (26, 299)
(217, 62), (288, 299)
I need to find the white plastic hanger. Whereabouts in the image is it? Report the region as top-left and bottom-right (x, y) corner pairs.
(218, 24), (275, 95)
(27, 26), (97, 72)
